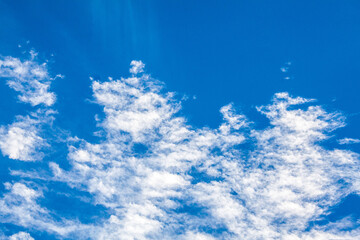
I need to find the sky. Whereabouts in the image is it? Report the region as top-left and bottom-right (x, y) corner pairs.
(0, 0), (360, 239)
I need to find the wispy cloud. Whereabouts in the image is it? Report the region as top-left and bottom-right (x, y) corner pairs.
(0, 182), (79, 237)
(0, 50), (59, 106)
(0, 52), (58, 161)
(0, 55), (359, 239)
(338, 137), (360, 145)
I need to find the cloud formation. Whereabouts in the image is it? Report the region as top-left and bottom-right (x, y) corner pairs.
(0, 51), (58, 106)
(0, 52), (57, 161)
(0, 109), (55, 161)
(0, 54), (359, 239)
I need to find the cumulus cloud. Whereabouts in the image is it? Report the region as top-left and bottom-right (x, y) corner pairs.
(0, 57), (359, 239)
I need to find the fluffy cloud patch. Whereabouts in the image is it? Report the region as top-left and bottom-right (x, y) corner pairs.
(9, 231), (34, 240)
(129, 60), (145, 75)
(0, 111), (54, 161)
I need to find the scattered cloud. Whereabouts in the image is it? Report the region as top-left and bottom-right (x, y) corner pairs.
(0, 51), (58, 106)
(280, 61), (292, 80)
(0, 55), (359, 239)
(0, 52), (58, 161)
(0, 181), (94, 239)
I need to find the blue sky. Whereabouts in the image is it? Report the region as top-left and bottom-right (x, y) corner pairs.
(0, 1), (360, 239)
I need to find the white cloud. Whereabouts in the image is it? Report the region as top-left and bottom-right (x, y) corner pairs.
(44, 62), (248, 239)
(8, 232), (34, 240)
(280, 62), (291, 73)
(0, 115), (44, 161)
(0, 182), (61, 234)
(0, 59), (359, 239)
(189, 92), (360, 239)
(338, 137), (360, 145)
(0, 52), (58, 161)
(0, 109), (55, 161)
(280, 67), (288, 72)
(129, 60), (145, 75)
(0, 52), (57, 106)
(182, 231), (216, 240)
(91, 71), (179, 143)
(50, 63), (360, 239)
(0, 182), (93, 239)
